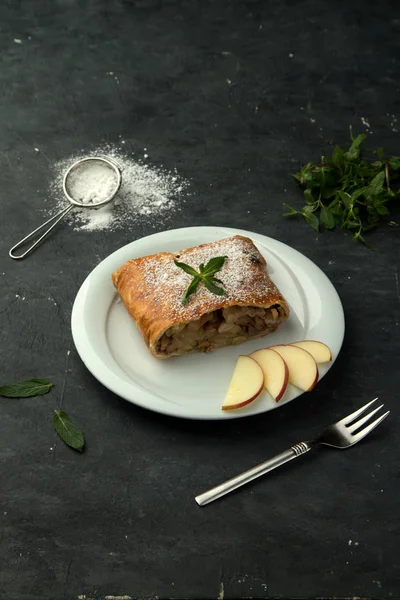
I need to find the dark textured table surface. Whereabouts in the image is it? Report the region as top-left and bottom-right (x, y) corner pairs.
(1, 1), (400, 599)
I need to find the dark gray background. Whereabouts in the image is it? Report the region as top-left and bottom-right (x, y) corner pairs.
(1, 1), (399, 599)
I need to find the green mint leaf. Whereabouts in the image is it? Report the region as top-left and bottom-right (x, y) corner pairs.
(283, 203), (299, 216)
(0, 378), (54, 398)
(181, 276), (201, 304)
(304, 189), (315, 204)
(53, 410), (84, 452)
(332, 146), (344, 168)
(389, 157), (400, 170)
(339, 191), (352, 209)
(320, 205), (335, 230)
(344, 133), (366, 161)
(201, 256), (228, 277)
(364, 171), (385, 198)
(373, 199), (390, 216)
(199, 263), (205, 273)
(174, 261), (199, 277)
(204, 279), (226, 296)
(301, 207), (319, 231)
(351, 188), (366, 201)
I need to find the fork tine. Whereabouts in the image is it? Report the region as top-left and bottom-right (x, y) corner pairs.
(347, 404), (384, 433)
(339, 398), (378, 426)
(352, 411), (390, 443)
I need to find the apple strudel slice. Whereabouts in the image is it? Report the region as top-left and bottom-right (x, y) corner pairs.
(112, 235), (290, 359)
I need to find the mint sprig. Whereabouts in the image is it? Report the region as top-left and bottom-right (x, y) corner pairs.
(286, 127), (400, 246)
(174, 256), (228, 304)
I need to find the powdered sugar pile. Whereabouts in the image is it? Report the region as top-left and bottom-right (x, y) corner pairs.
(65, 160), (119, 205)
(45, 146), (189, 231)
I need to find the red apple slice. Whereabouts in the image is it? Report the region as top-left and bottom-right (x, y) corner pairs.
(290, 340), (332, 363)
(270, 344), (318, 392)
(222, 356), (264, 410)
(250, 348), (289, 402)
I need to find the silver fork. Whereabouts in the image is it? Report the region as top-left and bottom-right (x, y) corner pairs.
(195, 398), (389, 507)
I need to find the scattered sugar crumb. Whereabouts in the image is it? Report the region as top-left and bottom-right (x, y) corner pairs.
(361, 117), (370, 129)
(310, 118), (316, 124)
(15, 294), (20, 298)
(388, 113), (398, 132)
(67, 350), (71, 356)
(288, 53), (294, 58)
(348, 540), (352, 545)
(34, 147), (39, 152)
(14, 38), (22, 44)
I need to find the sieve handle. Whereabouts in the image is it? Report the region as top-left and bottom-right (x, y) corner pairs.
(9, 204), (75, 260)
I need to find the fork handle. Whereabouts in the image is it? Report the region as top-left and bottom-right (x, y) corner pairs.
(195, 442), (312, 506)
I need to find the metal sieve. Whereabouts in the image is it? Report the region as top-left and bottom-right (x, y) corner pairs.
(9, 156), (122, 260)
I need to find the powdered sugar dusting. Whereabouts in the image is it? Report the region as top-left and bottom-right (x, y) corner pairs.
(45, 145), (189, 231)
(65, 160), (119, 205)
(115, 236), (285, 323)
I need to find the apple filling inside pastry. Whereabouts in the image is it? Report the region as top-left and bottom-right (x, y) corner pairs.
(156, 304), (284, 355)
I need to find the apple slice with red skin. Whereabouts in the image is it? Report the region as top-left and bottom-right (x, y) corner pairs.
(269, 344), (319, 392)
(250, 348), (289, 402)
(222, 355), (264, 410)
(290, 340), (332, 364)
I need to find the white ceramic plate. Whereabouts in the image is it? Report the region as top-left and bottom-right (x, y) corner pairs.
(71, 226), (345, 420)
